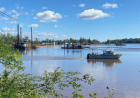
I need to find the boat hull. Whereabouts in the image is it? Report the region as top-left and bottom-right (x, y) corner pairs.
(87, 54), (122, 59)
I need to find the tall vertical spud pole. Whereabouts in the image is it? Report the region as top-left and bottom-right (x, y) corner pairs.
(31, 27), (32, 48)
(17, 24), (19, 48)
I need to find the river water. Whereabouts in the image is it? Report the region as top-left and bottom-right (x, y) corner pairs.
(20, 44), (140, 98)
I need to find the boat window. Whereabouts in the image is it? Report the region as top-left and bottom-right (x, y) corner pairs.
(106, 51), (113, 54)
(108, 51), (110, 54)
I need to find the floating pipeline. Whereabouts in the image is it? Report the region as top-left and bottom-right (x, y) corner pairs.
(90, 47), (140, 49)
(36, 45), (61, 47)
(20, 56), (86, 61)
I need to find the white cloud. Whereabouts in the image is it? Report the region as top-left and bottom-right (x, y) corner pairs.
(19, 23), (24, 27)
(25, 12), (28, 15)
(34, 10), (62, 22)
(31, 9), (35, 12)
(0, 31), (16, 36)
(0, 7), (5, 12)
(9, 21), (17, 24)
(6, 10), (20, 19)
(23, 32), (67, 40)
(15, 4), (20, 9)
(48, 32), (56, 36)
(79, 4), (85, 7)
(0, 10), (19, 20)
(12, 13), (20, 19)
(54, 25), (62, 28)
(27, 24), (39, 28)
(2, 27), (15, 31)
(64, 15), (68, 17)
(8, 10), (17, 14)
(34, 17), (38, 19)
(110, 12), (114, 14)
(102, 3), (118, 9)
(36, 32), (67, 40)
(36, 32), (57, 39)
(2, 27), (11, 31)
(39, 20), (46, 22)
(21, 7), (24, 9)
(42, 7), (48, 9)
(78, 9), (110, 20)
(7, 9), (20, 19)
(0, 17), (9, 20)
(54, 25), (58, 28)
(73, 5), (76, 7)
(37, 32), (48, 36)
(61, 35), (67, 37)
(16, 7), (19, 9)
(15, 4), (24, 9)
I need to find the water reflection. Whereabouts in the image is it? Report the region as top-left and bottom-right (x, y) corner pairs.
(20, 49), (31, 55)
(87, 59), (122, 67)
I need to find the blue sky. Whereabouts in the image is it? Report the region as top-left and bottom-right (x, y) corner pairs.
(0, 0), (140, 41)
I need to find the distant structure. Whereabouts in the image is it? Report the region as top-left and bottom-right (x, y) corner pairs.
(31, 27), (32, 47)
(14, 24), (29, 49)
(31, 27), (36, 49)
(17, 24), (19, 48)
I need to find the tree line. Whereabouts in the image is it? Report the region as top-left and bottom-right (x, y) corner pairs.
(1, 33), (140, 45)
(0, 33), (100, 45)
(107, 38), (140, 44)
(42, 37), (100, 44)
(0, 33), (41, 45)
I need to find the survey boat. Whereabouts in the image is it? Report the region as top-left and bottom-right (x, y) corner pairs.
(87, 49), (122, 59)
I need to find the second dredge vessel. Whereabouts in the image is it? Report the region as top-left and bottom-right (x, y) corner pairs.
(87, 49), (122, 59)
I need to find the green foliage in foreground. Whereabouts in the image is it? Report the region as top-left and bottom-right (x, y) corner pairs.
(0, 40), (115, 98)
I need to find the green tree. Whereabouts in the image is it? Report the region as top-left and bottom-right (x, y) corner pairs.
(88, 38), (91, 44)
(70, 38), (73, 43)
(93, 39), (99, 44)
(46, 38), (49, 43)
(107, 39), (110, 44)
(49, 39), (52, 44)
(52, 39), (54, 43)
(34, 38), (39, 44)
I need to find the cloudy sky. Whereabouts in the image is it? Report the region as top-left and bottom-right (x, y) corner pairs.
(0, 0), (140, 41)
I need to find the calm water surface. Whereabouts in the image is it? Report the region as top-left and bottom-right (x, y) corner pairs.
(20, 44), (140, 98)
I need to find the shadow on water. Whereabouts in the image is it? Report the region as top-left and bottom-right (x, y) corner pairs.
(87, 59), (122, 67)
(19, 48), (31, 55)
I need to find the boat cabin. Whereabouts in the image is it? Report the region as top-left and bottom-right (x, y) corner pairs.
(87, 49), (122, 59)
(103, 50), (115, 55)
